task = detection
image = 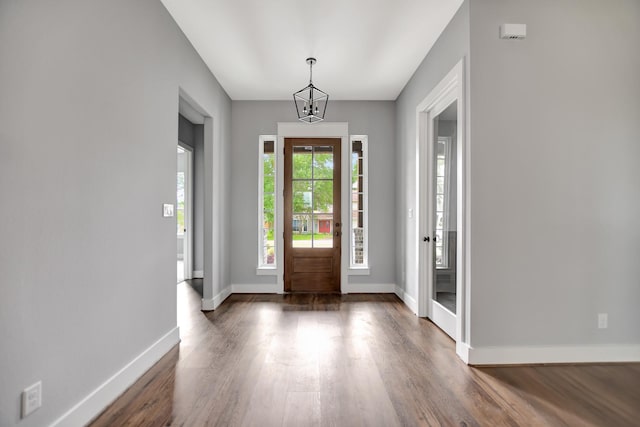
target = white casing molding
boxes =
[467,344,640,365]
[50,327,180,427]
[342,283,396,293]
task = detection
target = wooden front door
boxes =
[284,138,341,292]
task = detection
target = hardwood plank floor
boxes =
[90,282,640,426]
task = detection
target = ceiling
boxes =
[161,0,463,101]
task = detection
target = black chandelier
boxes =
[293,57,329,124]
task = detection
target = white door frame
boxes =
[178,142,194,280]
[417,59,470,361]
[276,122,349,293]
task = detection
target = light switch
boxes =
[163,204,174,217]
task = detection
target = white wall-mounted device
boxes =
[163,203,174,217]
[500,24,527,40]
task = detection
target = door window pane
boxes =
[313,146,334,179]
[293,146,313,179]
[291,145,335,249]
[432,101,457,313]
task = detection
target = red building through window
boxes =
[318,219,331,234]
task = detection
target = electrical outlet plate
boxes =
[22,381,42,418]
[598,313,608,329]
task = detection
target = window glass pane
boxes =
[436,194,444,211]
[292,215,311,248]
[313,180,333,213]
[352,152,358,188]
[313,146,334,179]
[264,140,274,154]
[264,244,275,264]
[435,246,443,266]
[437,176,444,194]
[264,173,274,194]
[293,146,312,179]
[313,215,333,248]
[260,138,276,266]
[437,158,445,176]
[436,212,444,229]
[351,138,366,266]
[263,193,275,223]
[292,181,313,213]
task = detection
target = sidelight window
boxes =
[350,136,368,268]
[258,136,277,268]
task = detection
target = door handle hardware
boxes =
[423,236,430,242]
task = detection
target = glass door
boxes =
[284,138,341,292]
[430,101,458,337]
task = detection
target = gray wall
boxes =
[230,101,396,286]
[178,114,205,272]
[395,2,470,302]
[467,0,640,347]
[0,1,231,426]
[178,114,195,146]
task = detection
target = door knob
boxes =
[423,236,430,242]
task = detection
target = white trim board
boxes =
[343,283,396,293]
[467,344,640,365]
[50,327,180,427]
[201,286,232,311]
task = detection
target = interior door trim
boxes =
[416,59,469,359]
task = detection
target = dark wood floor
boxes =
[91,282,640,426]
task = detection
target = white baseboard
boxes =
[467,344,640,365]
[394,285,418,315]
[201,285,232,311]
[231,283,282,293]
[50,327,180,427]
[193,270,204,279]
[342,283,396,293]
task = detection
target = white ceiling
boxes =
[161,0,463,101]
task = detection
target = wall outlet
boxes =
[163,203,174,217]
[598,313,608,329]
[22,381,42,418]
